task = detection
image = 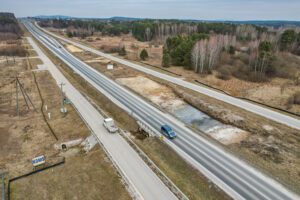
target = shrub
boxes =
[294,92,300,104]
[0,45,27,56]
[248,72,268,82]
[219,52,232,65]
[67,31,73,38]
[229,45,235,55]
[216,65,232,80]
[288,92,300,106]
[140,49,148,60]
[100,45,120,53]
[162,52,171,67]
[118,46,126,56]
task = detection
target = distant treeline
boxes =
[39,18,268,42]
[0,12,23,40]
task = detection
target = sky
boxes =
[1,0,300,21]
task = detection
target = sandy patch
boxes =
[116,76,186,112]
[85,56,111,64]
[208,126,250,145]
[66,44,83,52]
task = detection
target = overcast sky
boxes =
[1,0,300,20]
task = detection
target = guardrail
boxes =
[119,127,189,200]
[81,91,189,200]
[194,79,300,118]
[139,61,182,77]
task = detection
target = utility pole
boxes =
[14,76,38,115]
[18,81,30,110]
[17,78,38,113]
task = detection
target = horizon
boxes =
[1,0,300,21]
[25,15,300,22]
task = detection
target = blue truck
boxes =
[161,125,176,139]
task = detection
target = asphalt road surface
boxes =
[24,20,299,200]
[35,22,300,131]
[26,32,177,200]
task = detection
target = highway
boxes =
[26,26,177,200]
[35,22,300,131]
[24,20,299,200]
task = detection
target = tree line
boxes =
[0,12,23,40]
[162,27,300,82]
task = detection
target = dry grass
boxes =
[48,27,163,66]
[0,34,131,199]
[32,35,138,132]
[10,146,130,200]
[66,44,83,53]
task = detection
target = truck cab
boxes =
[161,125,176,139]
[103,118,118,133]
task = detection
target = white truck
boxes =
[103,118,118,133]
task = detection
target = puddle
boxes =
[173,104,225,132]
[173,104,249,145]
[116,76,249,145]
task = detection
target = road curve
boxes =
[36,23,300,131]
[25,20,300,200]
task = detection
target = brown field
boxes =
[0,37,130,199]
[47,27,163,66]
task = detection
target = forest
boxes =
[0,12,26,56]
[39,18,300,83]
[0,12,23,40]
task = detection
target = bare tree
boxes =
[191,42,200,72]
[145,27,152,41]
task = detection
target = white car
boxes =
[103,118,118,133]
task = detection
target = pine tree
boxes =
[140,49,149,60]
